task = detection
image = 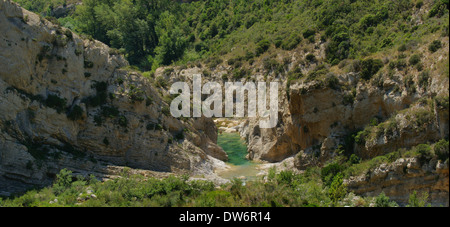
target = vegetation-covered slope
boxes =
[14,0,449,70]
[5,0,449,206]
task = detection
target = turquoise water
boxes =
[216,133,260,180]
[217,133,250,166]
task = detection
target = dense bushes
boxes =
[360,58,384,80]
[2,153,443,207]
[409,54,421,66]
[428,0,449,18]
[374,192,398,207]
[321,162,344,187]
[325,30,351,65]
[280,34,302,50]
[0,168,333,207]
[16,0,449,72]
[428,40,443,53]
[255,39,271,56]
[434,139,449,161]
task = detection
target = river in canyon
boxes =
[215,132,263,181]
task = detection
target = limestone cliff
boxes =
[0,0,226,193]
[345,157,449,207]
[146,18,448,205]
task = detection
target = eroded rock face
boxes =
[0,0,225,191]
[345,158,449,207]
[241,69,448,163]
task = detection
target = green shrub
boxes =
[162,106,170,116]
[321,162,344,187]
[147,123,163,131]
[276,170,295,185]
[389,59,407,71]
[155,76,168,89]
[53,168,73,195]
[305,53,317,63]
[280,34,302,50]
[403,75,416,94]
[416,1,424,9]
[418,71,430,87]
[360,58,384,80]
[118,115,128,128]
[45,94,67,114]
[206,56,223,69]
[407,191,430,207]
[306,64,329,82]
[287,66,303,82]
[94,114,103,126]
[221,73,229,81]
[359,14,378,30]
[64,29,73,42]
[163,68,174,76]
[434,95,449,109]
[354,129,369,145]
[384,121,397,138]
[263,57,280,72]
[230,178,245,197]
[202,70,211,77]
[348,154,361,165]
[325,31,351,64]
[328,173,346,205]
[128,85,145,103]
[101,105,120,118]
[196,190,233,207]
[429,40,442,52]
[86,81,108,107]
[434,139,449,161]
[342,92,355,106]
[175,131,185,140]
[409,54,421,65]
[428,0,449,18]
[374,192,398,207]
[303,28,316,40]
[413,108,433,130]
[415,144,432,160]
[325,74,339,90]
[397,44,407,52]
[255,39,271,56]
[232,68,249,80]
[67,105,84,121]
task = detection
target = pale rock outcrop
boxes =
[0,0,225,193]
[345,158,449,206]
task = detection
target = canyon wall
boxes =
[0,0,226,193]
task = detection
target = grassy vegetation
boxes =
[7,0,448,208]
[325,139,449,180]
[1,161,438,207]
[351,98,441,152]
[0,168,327,207]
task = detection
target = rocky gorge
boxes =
[0,0,449,206]
[0,0,228,195]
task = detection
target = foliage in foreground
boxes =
[0,166,431,207]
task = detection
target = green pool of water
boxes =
[216,133,261,180]
[217,133,250,166]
